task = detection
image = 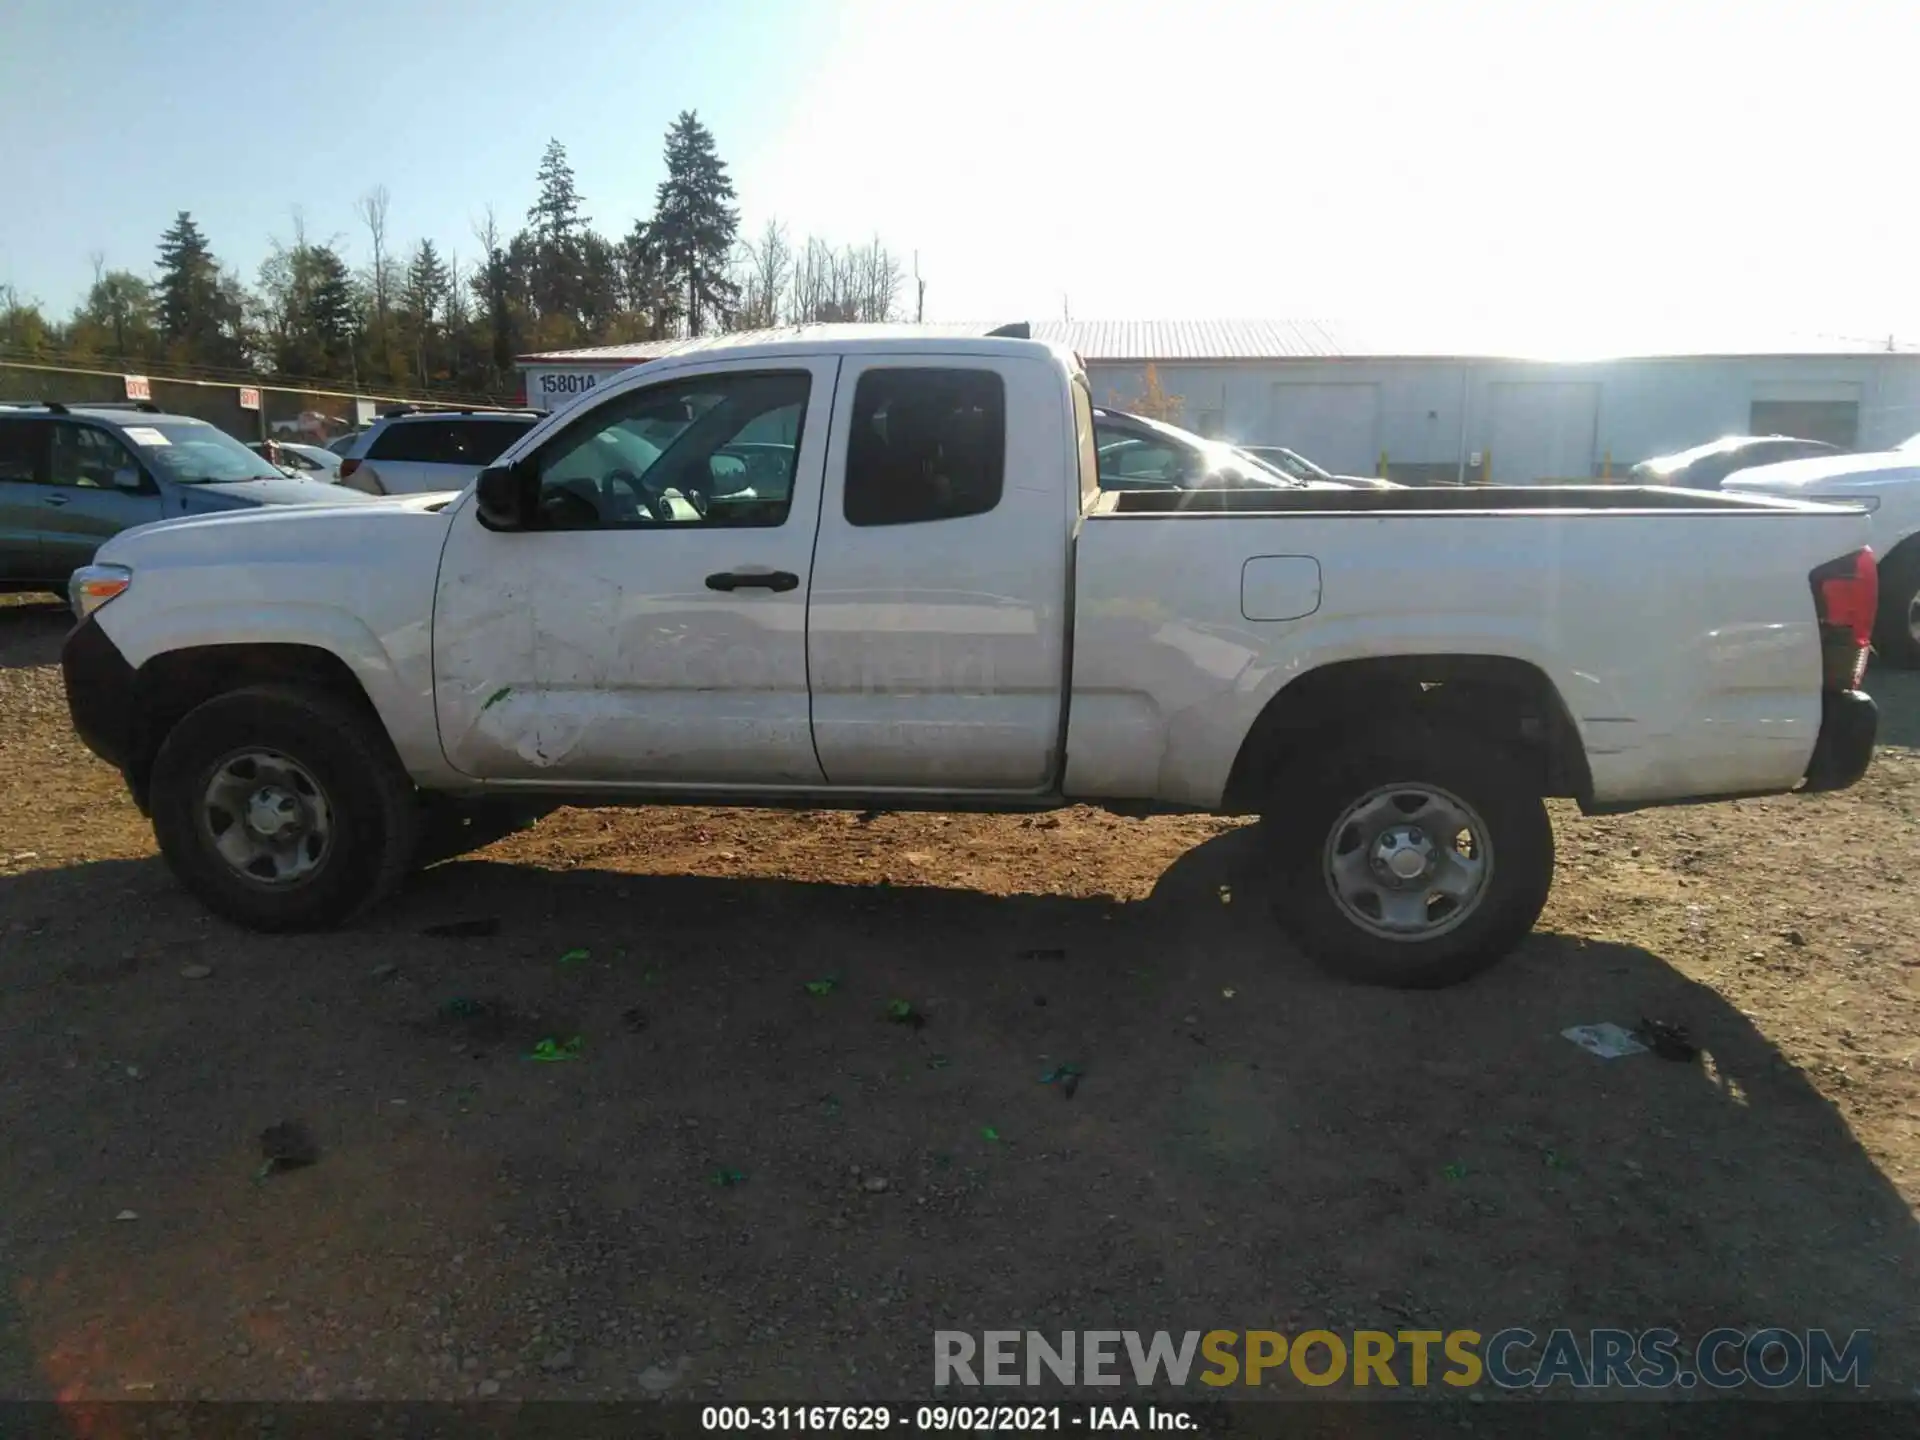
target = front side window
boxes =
[844,368,1006,526]
[533,371,810,530]
[51,424,142,488]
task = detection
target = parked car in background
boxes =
[1093,409,1356,491]
[1722,431,1920,666]
[61,332,1878,990]
[0,401,376,598]
[251,440,343,482]
[1239,443,1399,490]
[1628,435,1843,491]
[338,408,541,495]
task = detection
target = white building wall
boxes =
[1088,355,1920,482]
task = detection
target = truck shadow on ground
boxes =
[0,832,1913,1401]
[0,597,68,673]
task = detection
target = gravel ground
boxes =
[0,593,1915,1404]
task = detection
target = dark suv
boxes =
[0,401,373,597]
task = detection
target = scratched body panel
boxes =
[430,354,840,785]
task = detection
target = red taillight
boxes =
[1810,548,1877,690]
[339,457,360,480]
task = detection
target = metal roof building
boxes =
[520,321,1920,484]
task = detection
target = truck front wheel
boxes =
[148,685,419,932]
[1266,735,1553,988]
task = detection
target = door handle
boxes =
[706,570,799,593]
[42,495,69,507]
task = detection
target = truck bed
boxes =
[1067,484,1872,811]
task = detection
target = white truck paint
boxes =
[1722,434,1920,666]
[62,333,1881,988]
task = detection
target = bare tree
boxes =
[853,236,903,322]
[734,218,792,330]
[355,184,393,371]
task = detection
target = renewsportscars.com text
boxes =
[933,1328,1871,1391]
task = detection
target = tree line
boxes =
[0,113,913,401]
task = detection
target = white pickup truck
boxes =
[61,331,1881,988]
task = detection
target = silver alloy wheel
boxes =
[1323,782,1493,941]
[198,749,334,887]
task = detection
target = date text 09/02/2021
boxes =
[701,1406,1194,1432]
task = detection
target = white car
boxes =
[1722,432,1920,666]
[337,408,540,496]
[60,330,1878,989]
[251,440,343,482]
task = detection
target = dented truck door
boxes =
[430,357,839,784]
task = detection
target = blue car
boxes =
[0,401,377,596]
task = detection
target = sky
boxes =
[3,0,1915,357]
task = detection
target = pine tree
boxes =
[526,139,588,328]
[620,219,680,339]
[307,246,356,369]
[403,239,449,326]
[154,212,225,359]
[402,239,451,383]
[651,111,740,336]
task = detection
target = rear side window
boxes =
[0,420,45,483]
[369,418,533,465]
[844,369,1005,527]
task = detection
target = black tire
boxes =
[149,685,420,932]
[1266,733,1554,988]
[413,798,551,870]
[1871,545,1920,669]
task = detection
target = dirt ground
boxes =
[0,592,1916,1406]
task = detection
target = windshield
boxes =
[1242,445,1331,482]
[132,422,287,483]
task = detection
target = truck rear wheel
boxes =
[1871,545,1920,669]
[149,685,419,932]
[1266,735,1553,988]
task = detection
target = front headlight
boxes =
[69,563,132,621]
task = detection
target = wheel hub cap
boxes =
[1372,825,1436,883]
[198,749,334,888]
[1322,782,1495,941]
[246,786,306,839]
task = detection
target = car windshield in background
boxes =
[1230,447,1310,485]
[134,422,286,483]
[1243,445,1332,482]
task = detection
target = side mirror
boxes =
[475,459,536,531]
[111,467,146,493]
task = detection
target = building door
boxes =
[1486,382,1600,484]
[1266,383,1379,475]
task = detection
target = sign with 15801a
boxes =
[526,368,619,412]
